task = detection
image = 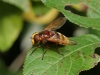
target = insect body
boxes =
[31,17,76,59]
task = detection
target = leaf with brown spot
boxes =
[23,34,100,75]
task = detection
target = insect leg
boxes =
[42,43,49,60]
[55,44,64,56]
[30,43,41,55]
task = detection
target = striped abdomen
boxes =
[47,32,76,45]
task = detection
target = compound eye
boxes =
[34,34,41,42]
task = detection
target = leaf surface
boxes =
[41,0,100,30]
[23,34,100,75]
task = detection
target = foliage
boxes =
[0,1,23,52]
[41,0,100,30]
[23,34,100,75]
[0,0,100,75]
[2,0,30,12]
[23,0,100,75]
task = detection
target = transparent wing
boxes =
[44,17,67,31]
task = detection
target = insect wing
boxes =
[44,17,67,31]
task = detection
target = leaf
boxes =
[89,28,100,38]
[41,0,100,30]
[23,34,100,75]
[0,1,23,52]
[2,0,30,12]
[87,8,100,18]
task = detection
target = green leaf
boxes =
[2,0,30,12]
[23,34,100,75]
[87,8,100,18]
[41,0,100,30]
[0,1,23,52]
[89,28,100,38]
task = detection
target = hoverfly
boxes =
[31,17,77,60]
